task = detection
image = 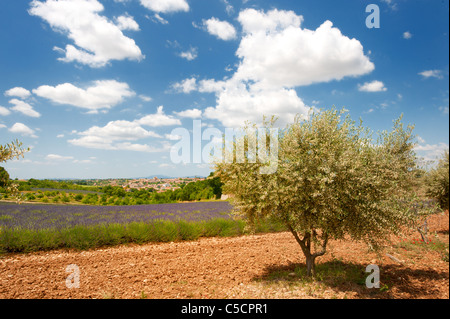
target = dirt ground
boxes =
[0,211,448,299]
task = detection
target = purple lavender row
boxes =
[0,201,234,230]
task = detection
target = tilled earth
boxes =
[0,211,448,299]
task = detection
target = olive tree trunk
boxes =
[287,225,329,277]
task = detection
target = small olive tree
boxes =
[424,150,449,211]
[215,108,423,276]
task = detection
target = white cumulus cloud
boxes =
[203,82,310,128]
[115,14,140,31]
[137,106,182,127]
[29,0,144,67]
[9,123,38,138]
[9,99,41,117]
[140,0,189,13]
[68,119,166,152]
[77,120,161,141]
[191,8,374,127]
[33,80,135,112]
[234,9,374,90]
[173,108,202,118]
[203,17,237,41]
[172,77,197,93]
[179,47,198,61]
[0,106,11,116]
[358,80,387,92]
[4,87,32,99]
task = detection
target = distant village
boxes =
[89,177,206,193]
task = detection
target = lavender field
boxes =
[0,201,286,253]
[0,201,234,230]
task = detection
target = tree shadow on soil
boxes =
[252,260,449,299]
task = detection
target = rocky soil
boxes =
[0,211,448,299]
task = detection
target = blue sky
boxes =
[0,0,448,179]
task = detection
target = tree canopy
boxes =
[0,166,9,188]
[0,140,29,201]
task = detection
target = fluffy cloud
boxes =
[172,77,197,93]
[115,14,140,31]
[9,99,41,117]
[192,8,374,127]
[234,9,374,90]
[358,80,387,92]
[140,0,189,13]
[419,70,443,79]
[4,87,32,99]
[137,106,182,126]
[174,108,202,118]
[33,80,135,112]
[0,106,11,116]
[203,17,237,41]
[179,47,198,61]
[29,0,144,67]
[68,119,165,152]
[8,123,38,138]
[238,8,302,35]
[403,31,412,39]
[69,106,181,151]
[197,79,227,93]
[78,120,161,140]
[203,82,310,127]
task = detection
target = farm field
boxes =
[0,201,235,229]
[0,210,447,299]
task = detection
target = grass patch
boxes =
[0,217,287,255]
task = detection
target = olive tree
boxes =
[0,140,29,200]
[424,150,449,211]
[215,108,423,277]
